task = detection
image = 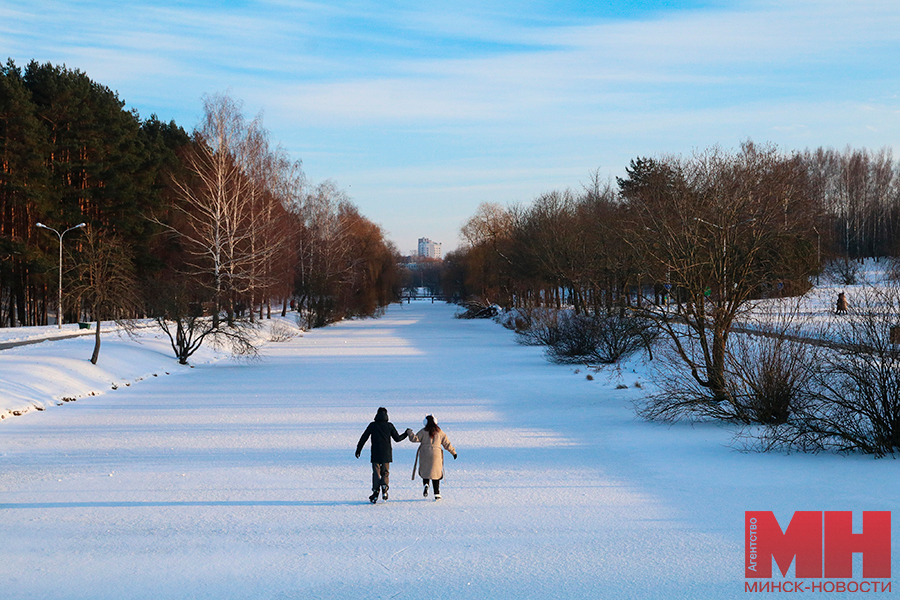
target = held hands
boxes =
[453,453,458,460]
[405,428,413,436]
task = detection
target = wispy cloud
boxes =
[4,0,899,251]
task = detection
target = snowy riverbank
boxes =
[0,300,897,599]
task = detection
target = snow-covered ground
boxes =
[0,322,230,419]
[0,299,897,599]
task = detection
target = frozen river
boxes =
[1,302,895,599]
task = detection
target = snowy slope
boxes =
[0,301,897,599]
[0,323,229,419]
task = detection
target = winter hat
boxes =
[376,407,388,421]
[424,414,437,426]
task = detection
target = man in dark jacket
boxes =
[356,407,410,503]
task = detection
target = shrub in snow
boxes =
[758,286,900,456]
[590,313,658,364]
[269,319,298,342]
[545,313,597,361]
[824,257,861,285]
[640,309,814,425]
[510,308,564,347]
[726,330,815,425]
[546,311,655,365]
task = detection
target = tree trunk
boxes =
[90,319,101,364]
[709,323,727,401]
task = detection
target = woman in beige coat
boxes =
[408,415,457,500]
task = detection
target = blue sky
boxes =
[4,1,900,253]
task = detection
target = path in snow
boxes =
[1,302,896,599]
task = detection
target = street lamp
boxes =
[35,222,86,329]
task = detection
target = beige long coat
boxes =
[409,428,456,481]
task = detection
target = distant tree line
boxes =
[445,141,900,311]
[447,141,900,455]
[0,60,400,345]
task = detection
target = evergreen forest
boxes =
[0,60,400,332]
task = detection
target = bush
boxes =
[726,330,815,425]
[510,308,565,346]
[591,313,658,364]
[825,257,861,285]
[759,287,900,455]
[546,311,655,365]
[269,319,299,342]
[545,313,597,362]
[639,315,813,425]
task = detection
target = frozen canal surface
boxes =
[1,302,896,599]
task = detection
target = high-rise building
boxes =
[417,237,442,260]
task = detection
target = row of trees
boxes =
[1,60,179,327]
[447,142,900,455]
[449,143,815,396]
[448,143,900,310]
[804,146,900,259]
[0,60,401,362]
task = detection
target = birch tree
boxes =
[162,93,287,326]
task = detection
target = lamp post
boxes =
[35,222,86,329]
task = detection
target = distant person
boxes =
[836,292,848,315]
[408,415,457,501]
[356,407,410,504]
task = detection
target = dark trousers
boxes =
[424,478,440,494]
[372,463,390,491]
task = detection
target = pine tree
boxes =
[0,60,52,326]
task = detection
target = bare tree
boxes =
[288,179,398,328]
[458,202,516,306]
[622,143,816,417]
[161,93,280,326]
[67,227,140,364]
[150,92,300,360]
[293,180,349,327]
[146,275,257,365]
[239,122,298,320]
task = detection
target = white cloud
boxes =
[243,0,899,131]
[5,0,900,253]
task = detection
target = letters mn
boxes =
[745,511,891,579]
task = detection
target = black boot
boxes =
[369,491,379,504]
[423,482,429,497]
[382,485,389,501]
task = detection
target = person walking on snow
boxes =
[408,415,457,500]
[356,407,411,504]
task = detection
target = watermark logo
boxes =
[745,511,891,591]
